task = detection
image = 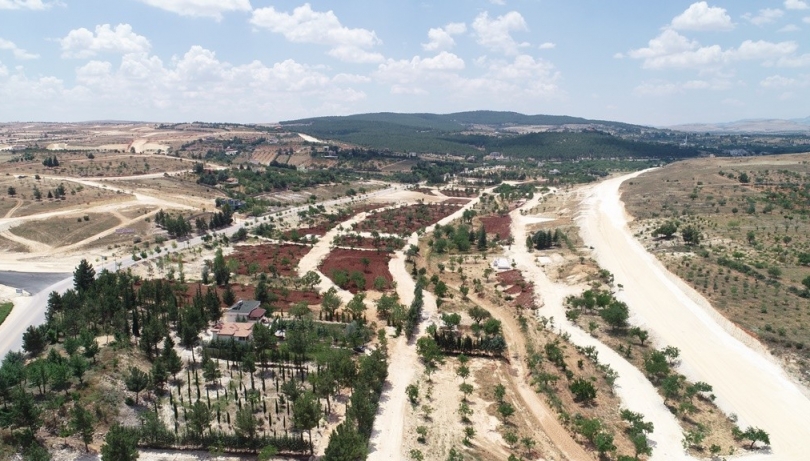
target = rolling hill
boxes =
[280,111,697,160]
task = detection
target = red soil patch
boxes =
[283,225,328,238]
[439,187,479,198]
[496,269,523,285]
[319,248,393,293]
[332,233,405,251]
[412,187,437,195]
[230,243,310,277]
[496,269,535,309]
[270,288,322,311]
[356,203,464,236]
[183,282,321,313]
[513,291,535,309]
[480,214,512,240]
[443,198,472,205]
[282,203,390,240]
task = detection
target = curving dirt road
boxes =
[578,171,810,460]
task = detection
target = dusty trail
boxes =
[3,198,23,218]
[368,193,484,461]
[579,171,810,460]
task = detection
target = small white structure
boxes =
[492,258,511,270]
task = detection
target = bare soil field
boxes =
[319,248,393,293]
[331,233,405,251]
[438,187,479,198]
[230,243,311,277]
[9,213,121,248]
[0,153,193,178]
[495,269,535,309]
[480,214,512,241]
[0,175,127,217]
[621,154,810,382]
[356,203,465,236]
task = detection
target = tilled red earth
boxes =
[230,243,310,277]
[332,233,405,251]
[496,269,535,309]
[184,282,321,313]
[319,248,393,293]
[480,214,512,241]
[356,202,464,235]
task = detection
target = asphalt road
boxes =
[0,271,70,294]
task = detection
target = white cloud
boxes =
[539,42,556,50]
[671,2,734,31]
[743,8,784,26]
[760,74,801,87]
[732,40,797,60]
[135,0,251,20]
[0,61,7,77]
[377,52,465,82]
[804,16,810,23]
[327,46,384,63]
[251,3,382,62]
[422,22,466,51]
[472,11,529,55]
[489,0,506,5]
[0,38,38,60]
[634,78,729,96]
[374,52,561,102]
[777,53,810,67]
[60,24,151,59]
[626,30,797,69]
[778,24,800,32]
[0,0,54,10]
[0,45,367,121]
[784,0,809,10]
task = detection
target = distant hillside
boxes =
[670,117,810,134]
[280,111,694,160]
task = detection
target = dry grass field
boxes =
[9,213,122,248]
[0,175,127,217]
[622,153,810,382]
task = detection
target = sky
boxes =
[0,0,809,126]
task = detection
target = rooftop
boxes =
[212,322,254,339]
[229,299,261,315]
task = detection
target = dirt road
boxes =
[579,171,810,460]
[367,193,483,461]
[506,189,691,460]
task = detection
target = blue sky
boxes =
[0,0,808,126]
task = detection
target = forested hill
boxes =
[280,111,698,160]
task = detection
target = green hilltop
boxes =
[280,111,697,160]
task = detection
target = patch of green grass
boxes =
[0,301,12,326]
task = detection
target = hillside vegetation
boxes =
[622,154,810,382]
[281,111,698,160]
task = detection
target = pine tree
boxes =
[73,259,96,292]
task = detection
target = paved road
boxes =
[0,271,70,294]
[0,186,399,358]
